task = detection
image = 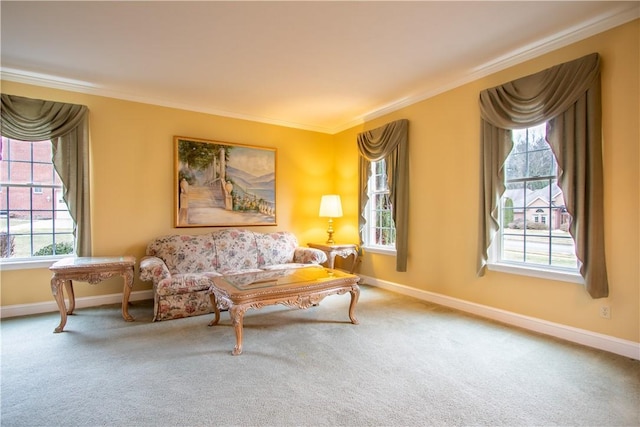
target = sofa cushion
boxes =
[213,229,259,272]
[255,231,297,267]
[147,234,216,275]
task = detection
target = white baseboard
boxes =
[361,274,640,360]
[0,290,154,319]
[2,278,638,360]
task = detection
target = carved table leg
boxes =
[349,285,360,325]
[121,269,135,322]
[327,253,337,269]
[229,304,247,356]
[208,294,220,326]
[65,280,75,315]
[348,252,358,273]
[51,277,67,333]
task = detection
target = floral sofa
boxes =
[139,229,327,321]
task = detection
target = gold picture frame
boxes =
[174,136,277,227]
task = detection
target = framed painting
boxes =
[174,136,277,227]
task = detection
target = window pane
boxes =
[511,130,527,153]
[8,161,31,184]
[52,234,75,255]
[33,233,54,256]
[33,163,56,185]
[502,234,525,262]
[10,234,32,258]
[504,152,528,180]
[32,140,52,161]
[528,149,556,177]
[374,161,384,175]
[8,191,31,213]
[525,234,551,265]
[8,139,31,161]
[373,174,384,190]
[550,235,578,269]
[525,178,549,193]
[0,188,7,215]
[0,160,8,181]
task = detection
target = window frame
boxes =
[487,125,583,284]
[362,159,397,255]
[0,137,75,268]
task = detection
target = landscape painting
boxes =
[174,136,276,227]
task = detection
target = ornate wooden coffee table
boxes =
[49,256,136,333]
[208,266,360,355]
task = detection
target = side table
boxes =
[308,243,359,273]
[49,256,136,333]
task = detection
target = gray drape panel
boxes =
[357,119,409,271]
[478,53,608,298]
[1,94,92,257]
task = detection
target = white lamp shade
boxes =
[319,195,343,218]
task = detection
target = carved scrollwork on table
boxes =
[85,271,118,284]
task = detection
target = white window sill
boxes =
[487,261,584,284]
[362,245,396,256]
[0,256,67,271]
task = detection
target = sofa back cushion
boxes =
[146,233,216,275]
[212,229,259,273]
[255,231,297,267]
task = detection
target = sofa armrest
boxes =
[139,256,172,283]
[293,247,327,265]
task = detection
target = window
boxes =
[480,54,607,296]
[494,124,578,271]
[0,137,74,259]
[363,160,396,251]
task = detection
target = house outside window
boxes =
[495,124,578,270]
[363,160,396,251]
[0,137,74,259]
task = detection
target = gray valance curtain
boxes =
[478,53,608,298]
[357,119,409,272]
[1,94,91,257]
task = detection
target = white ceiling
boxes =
[1,1,638,134]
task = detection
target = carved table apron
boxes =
[49,256,136,333]
[208,267,360,355]
[307,243,359,273]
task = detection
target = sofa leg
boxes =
[208,294,221,326]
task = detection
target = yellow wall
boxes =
[335,20,639,343]
[0,85,335,303]
[1,20,638,345]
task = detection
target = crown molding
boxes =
[0,68,335,135]
[358,4,640,129]
[2,4,638,136]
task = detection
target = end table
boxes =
[49,256,136,333]
[308,243,359,273]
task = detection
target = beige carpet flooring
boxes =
[1,284,638,426]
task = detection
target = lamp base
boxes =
[326,219,335,244]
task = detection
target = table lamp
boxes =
[319,195,343,244]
